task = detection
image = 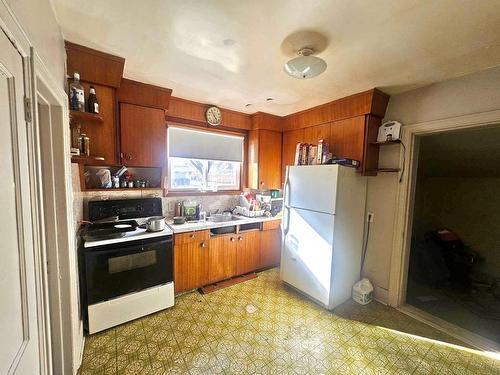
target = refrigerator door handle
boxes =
[283,206,291,236]
[283,168,291,208]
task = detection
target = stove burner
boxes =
[114,224,133,229]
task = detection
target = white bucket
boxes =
[352,278,374,305]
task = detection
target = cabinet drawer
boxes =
[262,220,281,231]
[175,230,210,245]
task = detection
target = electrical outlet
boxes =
[167,201,175,212]
[367,212,374,222]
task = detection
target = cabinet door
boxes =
[260,229,281,269]
[258,130,282,189]
[208,235,237,284]
[282,128,304,182]
[236,231,261,275]
[304,123,331,145]
[174,240,209,293]
[120,103,166,167]
[330,116,365,162]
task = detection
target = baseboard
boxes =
[398,304,500,354]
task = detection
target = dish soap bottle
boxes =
[69,72,85,111]
[87,86,99,114]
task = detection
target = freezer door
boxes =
[286,165,339,214]
[281,207,334,306]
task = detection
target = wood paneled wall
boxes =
[282,89,389,131]
[167,97,252,130]
[117,79,172,109]
[65,41,124,88]
[251,112,284,131]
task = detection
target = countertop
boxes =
[166,215,282,234]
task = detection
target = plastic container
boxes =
[352,278,373,305]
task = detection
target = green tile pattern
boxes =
[79,269,499,374]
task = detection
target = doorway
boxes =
[388,110,500,351]
[406,126,500,345]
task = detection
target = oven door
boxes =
[84,236,173,305]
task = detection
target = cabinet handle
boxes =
[200,242,207,248]
[260,181,264,186]
[230,237,235,242]
[238,236,243,241]
[190,234,196,239]
[127,154,132,160]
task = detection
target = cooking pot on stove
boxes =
[146,216,166,232]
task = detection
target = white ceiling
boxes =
[52,0,500,116]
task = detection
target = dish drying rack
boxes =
[234,206,265,218]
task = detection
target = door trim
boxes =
[398,304,500,353]
[1,1,84,373]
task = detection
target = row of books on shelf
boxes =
[293,140,360,168]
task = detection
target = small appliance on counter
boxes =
[182,200,199,221]
[79,198,174,334]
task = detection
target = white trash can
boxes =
[352,278,374,305]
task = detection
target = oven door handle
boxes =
[85,237,172,256]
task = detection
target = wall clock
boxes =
[206,106,222,126]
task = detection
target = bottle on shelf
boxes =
[79,133,90,156]
[69,72,85,112]
[87,86,99,114]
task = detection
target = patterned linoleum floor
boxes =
[79,268,500,374]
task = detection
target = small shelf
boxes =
[70,110,103,124]
[71,155,105,164]
[377,168,401,173]
[371,139,401,145]
[82,187,162,192]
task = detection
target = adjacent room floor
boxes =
[407,279,500,344]
[78,269,499,374]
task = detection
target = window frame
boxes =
[165,123,246,195]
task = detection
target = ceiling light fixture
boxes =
[284,48,327,79]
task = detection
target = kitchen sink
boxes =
[206,215,241,223]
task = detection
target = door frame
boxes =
[1,1,84,373]
[388,109,500,306]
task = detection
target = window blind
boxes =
[168,126,243,162]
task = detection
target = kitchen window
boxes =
[168,126,243,192]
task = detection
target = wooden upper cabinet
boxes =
[304,123,331,145]
[281,128,304,182]
[330,116,365,162]
[329,115,380,175]
[119,103,167,167]
[236,231,260,275]
[65,41,124,88]
[248,129,282,189]
[117,79,172,110]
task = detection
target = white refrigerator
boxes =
[280,165,367,310]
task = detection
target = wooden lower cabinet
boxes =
[260,228,281,269]
[236,231,261,275]
[173,232,209,293]
[208,234,237,284]
[174,226,281,293]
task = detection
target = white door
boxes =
[0,30,41,374]
[281,206,334,306]
[285,165,339,214]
